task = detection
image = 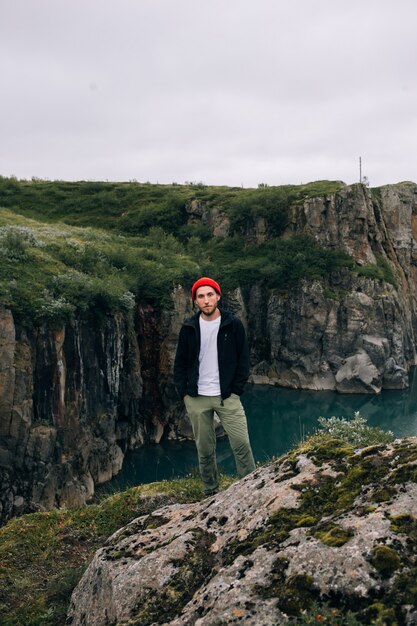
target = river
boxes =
[100,369,417,493]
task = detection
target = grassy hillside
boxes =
[0,476,223,626]
[0,177,393,325]
[0,177,345,235]
[0,209,201,324]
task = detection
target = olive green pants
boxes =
[184,393,256,494]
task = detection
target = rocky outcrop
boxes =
[67,436,417,625]
[245,275,414,393]
[186,199,231,239]
[216,184,417,393]
[0,310,131,521]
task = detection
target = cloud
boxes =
[1,0,416,186]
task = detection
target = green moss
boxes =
[257,558,319,617]
[295,515,317,528]
[272,456,300,483]
[390,513,417,540]
[293,435,354,466]
[130,528,215,625]
[224,437,399,571]
[293,602,364,625]
[296,462,369,518]
[387,464,417,485]
[389,444,417,465]
[372,485,398,502]
[312,438,353,464]
[373,514,417,618]
[311,523,354,547]
[358,603,397,625]
[370,545,401,578]
[385,571,417,615]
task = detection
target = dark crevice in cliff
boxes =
[135,304,166,444]
[246,284,271,366]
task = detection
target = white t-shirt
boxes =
[198,315,221,396]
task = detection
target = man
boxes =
[174,276,256,496]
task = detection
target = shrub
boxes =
[209,235,353,292]
[226,187,293,237]
[0,226,45,261]
[317,412,394,448]
[355,254,396,286]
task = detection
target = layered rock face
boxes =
[0,291,189,523]
[245,275,414,393]
[0,310,131,521]
[223,184,417,392]
[67,437,417,625]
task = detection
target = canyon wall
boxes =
[223,184,417,392]
[0,297,188,523]
[1,183,417,521]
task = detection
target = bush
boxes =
[317,412,394,448]
[0,226,45,261]
[226,187,293,237]
[209,235,353,292]
[355,254,396,286]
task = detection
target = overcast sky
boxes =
[1,0,416,188]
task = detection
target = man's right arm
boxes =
[173,325,188,399]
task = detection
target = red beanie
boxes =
[191,277,221,300]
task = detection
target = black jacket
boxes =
[173,310,250,400]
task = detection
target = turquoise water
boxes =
[102,369,417,492]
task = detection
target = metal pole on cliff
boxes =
[359,156,362,184]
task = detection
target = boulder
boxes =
[335,349,381,393]
[68,437,417,625]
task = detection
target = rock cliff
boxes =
[67,436,417,625]
[0,292,189,523]
[224,184,417,393]
[1,182,417,522]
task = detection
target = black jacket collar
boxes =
[184,309,233,329]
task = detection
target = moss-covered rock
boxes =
[369,545,401,578]
[0,477,220,626]
[66,436,417,626]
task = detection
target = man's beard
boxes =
[199,303,218,317]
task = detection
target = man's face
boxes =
[195,285,220,317]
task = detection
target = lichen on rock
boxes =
[67,436,417,625]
